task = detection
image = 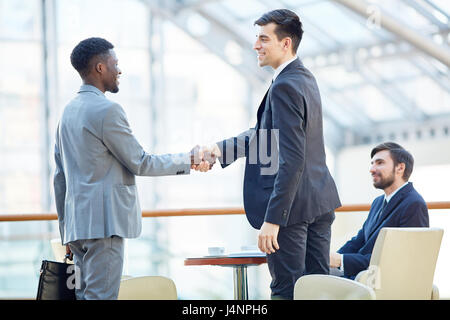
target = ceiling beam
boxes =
[143,0,449,150]
[331,0,450,68]
[275,0,428,127]
[348,113,450,147]
[145,0,270,88]
[358,65,427,121]
[400,0,448,29]
[422,0,450,22]
[302,34,450,96]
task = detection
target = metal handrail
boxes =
[1,202,449,222]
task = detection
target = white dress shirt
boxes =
[272,56,298,82]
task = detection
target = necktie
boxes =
[374,199,387,223]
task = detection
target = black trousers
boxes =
[267,211,335,299]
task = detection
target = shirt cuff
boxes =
[339,254,344,271]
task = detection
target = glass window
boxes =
[0,0,41,40]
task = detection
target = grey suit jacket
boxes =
[217,59,341,229]
[54,85,191,244]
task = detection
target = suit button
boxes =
[282,210,288,217]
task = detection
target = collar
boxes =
[384,181,409,203]
[272,56,298,82]
[78,84,105,97]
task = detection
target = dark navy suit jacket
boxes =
[338,182,429,279]
[217,59,341,229]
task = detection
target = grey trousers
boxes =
[68,236,124,300]
[329,267,345,277]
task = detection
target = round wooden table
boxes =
[184,256,267,300]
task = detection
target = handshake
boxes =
[190,144,221,172]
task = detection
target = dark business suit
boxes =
[338,182,429,279]
[217,58,341,299]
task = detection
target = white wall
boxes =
[335,138,450,204]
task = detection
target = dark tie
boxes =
[374,199,387,223]
[256,82,272,126]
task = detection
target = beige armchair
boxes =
[294,227,443,300]
[118,276,177,300]
[294,274,375,300]
[355,227,443,300]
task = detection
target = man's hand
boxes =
[329,252,342,269]
[201,144,220,170]
[203,143,221,158]
[190,145,210,172]
[65,244,73,261]
[190,144,221,172]
[258,222,280,254]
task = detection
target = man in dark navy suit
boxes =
[330,142,429,279]
[209,9,341,299]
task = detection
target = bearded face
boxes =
[370,150,397,190]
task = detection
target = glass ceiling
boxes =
[157,0,450,148]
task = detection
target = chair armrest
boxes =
[355,270,369,284]
[294,274,376,300]
[357,269,438,299]
[431,284,439,300]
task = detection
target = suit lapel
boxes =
[367,200,394,240]
[367,183,412,240]
[255,85,271,130]
[255,58,302,130]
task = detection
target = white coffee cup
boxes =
[208,246,225,256]
[241,245,258,251]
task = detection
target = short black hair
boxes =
[371,142,414,181]
[70,37,114,77]
[254,9,304,54]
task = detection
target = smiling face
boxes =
[370,149,407,191]
[370,150,396,190]
[102,49,121,93]
[253,23,291,69]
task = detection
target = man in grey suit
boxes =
[208,10,341,299]
[53,37,211,300]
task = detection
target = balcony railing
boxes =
[1,202,450,222]
[0,202,449,299]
